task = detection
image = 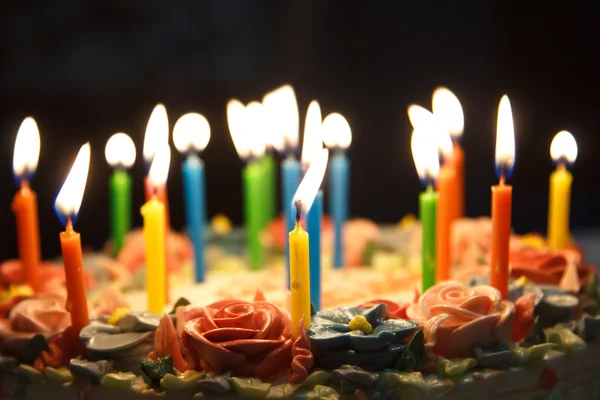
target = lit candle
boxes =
[11,117,42,292]
[547,131,577,249]
[290,148,329,338]
[228,99,267,270]
[105,133,136,257]
[410,127,440,291]
[263,85,300,287]
[54,143,91,334]
[433,87,465,220]
[173,113,211,282]
[302,101,325,310]
[409,105,454,282]
[491,95,516,298]
[141,146,171,314]
[143,104,171,229]
[322,112,352,269]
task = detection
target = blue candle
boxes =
[182,154,207,282]
[282,156,301,287]
[307,190,323,311]
[329,149,350,268]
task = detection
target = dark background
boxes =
[0,1,598,260]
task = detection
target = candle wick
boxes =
[294,200,303,223]
[499,174,505,185]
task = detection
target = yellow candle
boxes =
[289,220,310,338]
[547,131,577,250]
[141,196,166,314]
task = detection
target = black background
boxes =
[0,1,598,260]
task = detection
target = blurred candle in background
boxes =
[228,100,267,270]
[322,112,352,269]
[547,131,577,249]
[290,147,329,336]
[54,143,91,334]
[410,125,440,292]
[105,133,136,257]
[433,87,465,220]
[173,113,211,283]
[263,85,300,287]
[491,95,515,298]
[11,117,42,292]
[302,101,324,310]
[141,146,171,314]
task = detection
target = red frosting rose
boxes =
[182,299,293,381]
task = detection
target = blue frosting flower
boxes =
[307,303,417,370]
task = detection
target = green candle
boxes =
[261,153,277,223]
[109,168,132,256]
[243,160,266,270]
[420,186,438,291]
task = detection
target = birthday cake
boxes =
[2,87,599,400]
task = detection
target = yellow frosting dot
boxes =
[515,275,530,287]
[348,315,373,334]
[108,307,130,326]
[211,214,233,235]
[0,284,33,303]
[398,214,418,231]
[521,234,546,249]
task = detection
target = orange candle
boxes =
[436,164,456,282]
[54,143,91,334]
[451,142,464,219]
[60,220,90,333]
[491,95,516,298]
[490,180,512,298]
[12,182,41,292]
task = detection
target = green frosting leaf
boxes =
[170,297,191,314]
[268,370,333,398]
[396,330,426,371]
[511,343,557,365]
[306,384,339,400]
[436,357,477,379]
[43,367,73,384]
[362,241,377,266]
[386,372,429,400]
[230,377,272,399]
[100,372,136,389]
[545,326,587,352]
[14,364,43,382]
[304,370,332,387]
[141,356,174,384]
[525,317,547,345]
[161,370,205,392]
[266,383,300,399]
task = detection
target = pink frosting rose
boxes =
[182,299,293,381]
[406,281,514,358]
[0,294,71,351]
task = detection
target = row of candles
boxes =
[9,84,577,337]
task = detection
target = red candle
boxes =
[490,179,512,298]
[436,164,456,282]
[60,220,90,333]
[12,181,41,292]
[490,95,516,298]
[54,143,92,334]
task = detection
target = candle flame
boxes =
[55,143,91,225]
[432,87,464,139]
[411,129,440,186]
[13,117,41,182]
[262,84,299,153]
[227,99,251,160]
[408,104,453,159]
[550,130,577,165]
[301,101,324,168]
[495,95,516,179]
[143,104,169,164]
[322,112,352,150]
[105,133,136,168]
[148,146,171,189]
[173,113,211,154]
[292,148,329,218]
[246,101,266,159]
